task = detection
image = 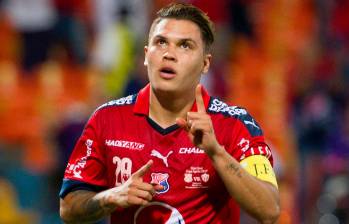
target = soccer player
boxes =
[59,3,280,223]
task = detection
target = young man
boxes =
[60,3,280,223]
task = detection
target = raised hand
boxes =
[176,84,221,157]
[100,160,163,209]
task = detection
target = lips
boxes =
[159,67,176,79]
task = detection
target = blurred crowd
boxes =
[0,0,348,223]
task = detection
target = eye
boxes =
[180,42,190,49]
[158,39,167,46]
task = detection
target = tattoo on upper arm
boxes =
[227,163,242,178]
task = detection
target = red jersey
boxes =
[60,84,274,224]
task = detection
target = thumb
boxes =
[176,117,187,128]
[133,160,153,178]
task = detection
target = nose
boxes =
[163,49,177,62]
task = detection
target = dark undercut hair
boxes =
[149,3,215,53]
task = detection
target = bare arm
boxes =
[60,160,163,224]
[60,190,110,224]
[176,85,280,223]
[210,146,280,223]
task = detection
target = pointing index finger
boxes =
[195,84,206,113]
[133,160,153,178]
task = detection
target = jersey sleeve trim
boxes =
[59,178,107,199]
[207,97,263,137]
[95,94,137,112]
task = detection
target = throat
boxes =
[149,107,182,129]
[149,92,194,129]
[148,87,195,128]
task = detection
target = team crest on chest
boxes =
[151,173,170,194]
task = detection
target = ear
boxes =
[144,46,148,66]
[202,53,212,74]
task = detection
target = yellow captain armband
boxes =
[240,155,278,188]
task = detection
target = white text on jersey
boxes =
[105,139,145,150]
[179,147,204,154]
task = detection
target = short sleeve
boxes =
[224,109,274,167]
[60,111,108,197]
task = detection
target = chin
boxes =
[151,80,181,93]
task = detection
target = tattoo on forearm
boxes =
[227,163,242,178]
[68,190,106,223]
[83,197,103,215]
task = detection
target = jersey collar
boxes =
[133,83,211,116]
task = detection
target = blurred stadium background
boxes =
[0,0,348,223]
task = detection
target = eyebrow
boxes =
[153,35,197,46]
[152,35,166,41]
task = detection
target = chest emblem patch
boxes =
[151,173,170,194]
[184,166,210,189]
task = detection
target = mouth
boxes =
[159,67,176,79]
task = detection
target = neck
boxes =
[149,88,195,128]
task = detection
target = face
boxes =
[144,19,211,95]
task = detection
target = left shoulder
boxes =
[207,97,263,137]
[95,94,137,112]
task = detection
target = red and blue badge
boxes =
[151,173,169,194]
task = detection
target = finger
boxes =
[127,195,150,206]
[132,189,153,201]
[189,122,205,146]
[133,160,153,178]
[176,117,187,128]
[134,181,156,194]
[176,117,189,131]
[195,84,206,113]
[189,120,210,133]
[151,183,165,192]
[194,130,203,146]
[187,112,210,120]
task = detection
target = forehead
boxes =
[150,18,203,43]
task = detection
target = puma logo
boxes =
[244,119,260,129]
[151,150,173,167]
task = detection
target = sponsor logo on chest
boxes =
[178,147,204,154]
[105,139,145,150]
